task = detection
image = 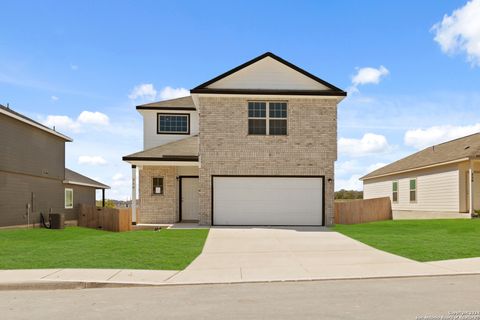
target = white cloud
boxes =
[158,86,189,100]
[42,111,110,133]
[77,111,109,126]
[128,84,189,102]
[338,133,391,157]
[70,64,79,70]
[404,123,480,149]
[43,115,80,132]
[111,173,130,188]
[51,95,59,101]
[335,174,363,191]
[432,0,480,66]
[78,155,107,166]
[128,83,157,101]
[352,66,389,87]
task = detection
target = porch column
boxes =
[131,165,137,224]
[469,162,474,215]
[102,189,105,207]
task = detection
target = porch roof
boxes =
[361,132,480,180]
[64,168,110,189]
[122,135,199,163]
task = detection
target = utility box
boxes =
[49,213,65,229]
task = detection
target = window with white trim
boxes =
[157,113,189,134]
[248,102,287,135]
[65,188,73,209]
[409,179,417,202]
[392,181,398,203]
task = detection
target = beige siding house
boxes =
[361,133,480,218]
[123,52,346,226]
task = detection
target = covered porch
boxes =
[122,136,200,225]
[460,159,480,215]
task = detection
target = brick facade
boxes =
[196,95,338,226]
[139,166,177,224]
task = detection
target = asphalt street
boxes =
[2,275,480,320]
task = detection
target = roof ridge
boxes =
[431,131,480,148]
[190,52,346,95]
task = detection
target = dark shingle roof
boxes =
[64,168,110,189]
[361,132,480,180]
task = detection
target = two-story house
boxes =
[123,52,346,226]
[0,104,109,227]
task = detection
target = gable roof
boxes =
[136,96,195,111]
[190,52,347,96]
[122,135,199,162]
[361,132,480,180]
[0,104,72,141]
[64,168,110,189]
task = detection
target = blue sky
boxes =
[1,1,480,199]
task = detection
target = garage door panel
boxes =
[213,177,323,226]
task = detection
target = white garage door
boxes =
[213,177,323,226]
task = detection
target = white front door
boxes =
[181,177,199,221]
[213,176,324,226]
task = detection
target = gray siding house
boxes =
[0,104,109,227]
[123,52,346,226]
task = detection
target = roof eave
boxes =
[360,157,470,181]
[190,88,347,96]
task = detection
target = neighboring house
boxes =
[0,104,109,227]
[123,52,346,226]
[361,133,480,218]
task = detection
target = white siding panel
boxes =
[207,57,330,91]
[363,164,460,212]
[140,110,199,149]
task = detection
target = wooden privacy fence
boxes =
[334,197,392,224]
[78,204,132,232]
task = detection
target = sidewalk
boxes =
[2,257,480,290]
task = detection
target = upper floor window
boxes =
[248,102,287,135]
[157,113,190,134]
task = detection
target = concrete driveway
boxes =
[167,227,458,284]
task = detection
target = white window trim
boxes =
[409,178,417,203]
[157,113,190,135]
[65,188,73,209]
[248,101,287,135]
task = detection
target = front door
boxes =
[181,177,199,221]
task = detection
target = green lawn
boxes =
[333,219,480,262]
[0,227,209,270]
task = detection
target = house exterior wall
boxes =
[363,163,461,213]
[0,114,65,180]
[65,183,96,217]
[0,172,95,227]
[195,95,338,226]
[140,109,199,150]
[138,166,178,224]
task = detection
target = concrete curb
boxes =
[0,281,156,291]
[2,272,480,291]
